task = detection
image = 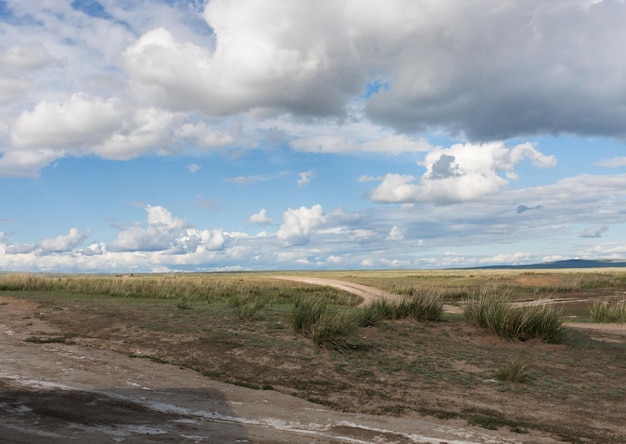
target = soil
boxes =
[1,277,625,443]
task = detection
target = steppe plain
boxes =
[1,269,625,443]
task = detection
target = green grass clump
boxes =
[309,310,358,349]
[464,290,566,343]
[360,289,443,325]
[228,294,267,320]
[589,299,626,323]
[495,357,531,383]
[291,296,357,349]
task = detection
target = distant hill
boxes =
[474,259,626,270]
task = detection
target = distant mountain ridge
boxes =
[474,259,626,270]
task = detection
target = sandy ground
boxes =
[0,294,568,444]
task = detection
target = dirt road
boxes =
[0,296,560,443]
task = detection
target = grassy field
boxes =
[1,269,626,443]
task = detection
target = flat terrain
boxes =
[1,270,625,443]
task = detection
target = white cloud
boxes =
[479,252,533,264]
[0,42,54,73]
[94,107,179,160]
[39,228,90,253]
[109,205,187,252]
[596,157,626,168]
[5,228,90,255]
[386,225,405,241]
[248,208,273,225]
[11,93,125,149]
[297,170,313,187]
[123,0,363,116]
[277,204,326,246]
[176,122,236,148]
[290,132,434,155]
[0,149,64,178]
[0,76,31,103]
[370,142,556,203]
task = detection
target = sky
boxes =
[1,0,626,273]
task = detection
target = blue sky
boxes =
[1,0,625,272]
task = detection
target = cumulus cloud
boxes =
[11,94,126,149]
[276,204,361,246]
[363,0,626,140]
[0,149,64,178]
[118,0,626,141]
[248,208,273,225]
[6,93,180,170]
[40,228,90,253]
[580,224,608,238]
[5,228,90,255]
[123,0,363,116]
[176,122,236,148]
[2,0,626,177]
[108,205,226,254]
[370,142,556,203]
[94,107,179,160]
[109,205,187,252]
[277,204,327,246]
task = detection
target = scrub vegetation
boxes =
[1,269,626,443]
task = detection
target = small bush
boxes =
[495,357,531,383]
[589,299,626,323]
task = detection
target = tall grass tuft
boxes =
[291,296,327,335]
[408,288,444,321]
[291,296,357,349]
[464,290,566,343]
[228,294,267,320]
[495,357,531,383]
[359,289,443,325]
[309,310,358,350]
[589,299,626,323]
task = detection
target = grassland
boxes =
[1,269,626,443]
